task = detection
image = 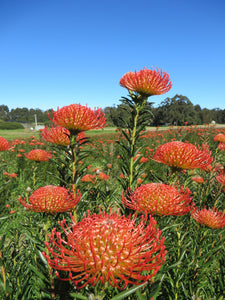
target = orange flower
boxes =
[97,172,110,180]
[191,207,225,229]
[218,143,225,151]
[81,174,96,183]
[122,183,193,216]
[48,104,107,133]
[0,136,10,151]
[3,172,17,178]
[43,210,166,289]
[120,67,172,96]
[152,141,213,171]
[41,126,70,146]
[216,174,225,186]
[25,149,52,162]
[192,176,204,184]
[214,134,225,143]
[19,185,81,214]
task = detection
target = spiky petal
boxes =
[43,210,166,289]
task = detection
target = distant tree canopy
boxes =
[1,96,225,127]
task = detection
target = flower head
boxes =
[152,141,213,171]
[19,185,81,214]
[120,67,172,97]
[0,137,10,151]
[218,143,225,151]
[25,149,52,161]
[3,172,17,178]
[216,174,225,186]
[192,176,204,184]
[41,126,70,146]
[122,183,193,216]
[214,134,225,143]
[43,210,166,289]
[48,104,107,134]
[191,207,225,229]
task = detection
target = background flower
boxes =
[25,149,52,162]
[41,126,70,146]
[122,183,193,216]
[19,185,81,214]
[0,136,10,151]
[191,207,225,229]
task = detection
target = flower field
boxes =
[1,68,225,300]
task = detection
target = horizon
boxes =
[1,0,225,111]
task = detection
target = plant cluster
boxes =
[0,67,225,300]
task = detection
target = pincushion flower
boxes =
[191,207,225,229]
[152,141,213,171]
[48,103,107,134]
[216,174,225,186]
[120,67,172,97]
[43,210,166,289]
[19,185,81,214]
[122,183,193,216]
[25,149,52,161]
[213,134,225,143]
[218,143,225,151]
[41,126,70,146]
[0,136,10,151]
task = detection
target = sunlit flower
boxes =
[41,126,70,146]
[122,183,193,216]
[25,149,52,162]
[218,143,225,151]
[97,172,110,180]
[3,172,17,178]
[81,174,96,183]
[214,134,225,143]
[216,174,225,186]
[120,67,172,96]
[48,104,107,133]
[152,141,213,171]
[19,185,81,214]
[192,176,204,184]
[191,207,225,229]
[0,137,10,151]
[43,210,166,289]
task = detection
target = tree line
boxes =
[1,95,225,127]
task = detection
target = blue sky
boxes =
[0,0,225,112]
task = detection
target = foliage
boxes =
[0,122,24,130]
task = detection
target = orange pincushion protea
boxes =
[43,210,166,289]
[48,104,107,133]
[122,183,193,216]
[0,136,10,151]
[191,207,225,229]
[152,141,213,171]
[218,143,225,151]
[214,134,225,143]
[25,149,52,161]
[41,126,70,146]
[216,174,225,186]
[19,185,81,214]
[120,67,172,96]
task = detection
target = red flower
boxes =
[216,174,225,186]
[3,172,17,178]
[152,141,213,171]
[122,183,193,216]
[41,126,70,146]
[191,207,225,229]
[120,67,172,96]
[19,185,81,214]
[0,136,10,151]
[25,149,52,161]
[43,210,166,289]
[48,104,107,133]
[218,143,225,151]
[97,172,110,180]
[214,134,225,143]
[192,176,204,184]
[81,174,96,183]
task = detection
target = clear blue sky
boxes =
[0,0,225,112]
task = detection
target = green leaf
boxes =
[110,282,148,300]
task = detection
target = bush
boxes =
[0,122,24,130]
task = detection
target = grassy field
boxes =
[1,124,225,141]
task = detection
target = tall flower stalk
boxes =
[118,67,172,191]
